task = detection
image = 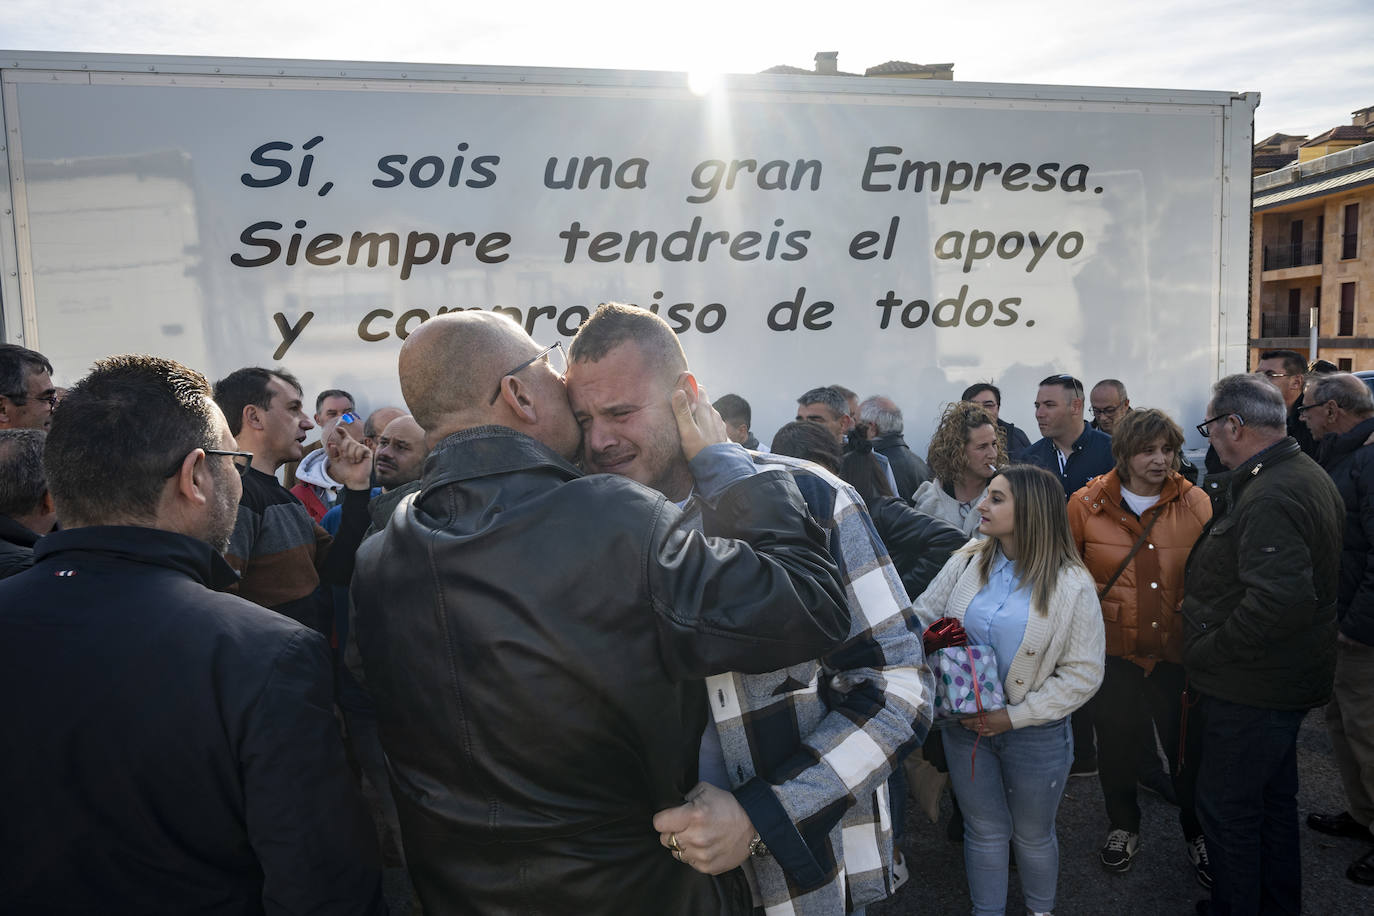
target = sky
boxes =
[2,0,1371,142]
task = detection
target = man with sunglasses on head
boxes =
[1016,373,1115,498]
[0,343,58,431]
[0,355,385,913]
[213,367,373,634]
[1185,373,1343,916]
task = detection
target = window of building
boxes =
[1344,203,1360,260]
[1340,358,1354,371]
[1340,282,1356,336]
[1317,214,1325,263]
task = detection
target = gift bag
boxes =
[931,644,1006,721]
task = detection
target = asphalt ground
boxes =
[377,710,1371,915]
[870,710,1373,916]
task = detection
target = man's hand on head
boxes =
[652,782,756,875]
[325,425,373,491]
[673,383,729,463]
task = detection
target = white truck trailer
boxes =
[0,51,1257,447]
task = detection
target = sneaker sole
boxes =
[1101,857,1135,873]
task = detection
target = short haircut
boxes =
[314,388,354,413]
[961,382,1000,406]
[45,355,219,527]
[1111,408,1184,479]
[1211,373,1286,431]
[1259,349,1307,379]
[213,367,302,436]
[712,393,751,428]
[1093,379,1128,399]
[1039,374,1084,401]
[1306,373,1374,416]
[0,428,47,517]
[859,396,903,435]
[0,344,54,401]
[1308,359,1341,376]
[830,385,858,409]
[568,302,687,384]
[796,386,849,418]
[770,420,843,474]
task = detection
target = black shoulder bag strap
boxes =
[1097,504,1166,600]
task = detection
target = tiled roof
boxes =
[1256,132,1307,148]
[760,65,814,75]
[864,60,955,76]
[1302,125,1373,146]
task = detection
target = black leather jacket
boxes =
[869,497,968,601]
[350,427,849,915]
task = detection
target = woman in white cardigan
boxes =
[914,464,1105,916]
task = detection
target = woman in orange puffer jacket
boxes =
[1067,408,1212,887]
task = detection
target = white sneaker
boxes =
[1099,828,1140,872]
[891,849,909,892]
[1189,835,1213,889]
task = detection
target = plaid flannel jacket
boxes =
[684,452,934,915]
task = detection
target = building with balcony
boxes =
[1250,106,1374,371]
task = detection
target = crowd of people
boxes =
[0,330,1370,916]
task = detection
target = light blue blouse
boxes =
[962,549,1032,688]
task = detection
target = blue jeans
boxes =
[1194,694,1306,915]
[945,718,1073,916]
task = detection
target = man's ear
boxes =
[500,375,540,425]
[243,404,264,432]
[673,371,700,406]
[172,449,211,508]
[39,489,55,516]
[0,396,12,426]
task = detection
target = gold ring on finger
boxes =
[669,833,681,851]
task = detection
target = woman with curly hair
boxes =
[914,402,1007,537]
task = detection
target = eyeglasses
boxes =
[163,447,255,478]
[488,341,566,406]
[1196,414,1244,438]
[1255,369,1292,379]
[1294,401,1329,416]
[1090,405,1120,417]
[4,391,58,410]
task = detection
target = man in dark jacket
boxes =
[859,395,931,498]
[1184,373,1344,915]
[962,382,1032,454]
[1014,374,1114,497]
[1298,372,1374,883]
[0,355,384,914]
[349,312,849,915]
[0,428,57,580]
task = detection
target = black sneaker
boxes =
[1188,835,1212,889]
[1307,810,1372,839]
[1100,829,1139,872]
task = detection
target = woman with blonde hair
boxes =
[914,464,1105,916]
[915,402,1008,537]
[1066,408,1212,885]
